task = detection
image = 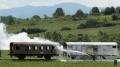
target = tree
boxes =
[7,16,15,25]
[110,7,116,13]
[103,7,116,15]
[116,7,120,13]
[103,7,111,15]
[32,15,40,19]
[53,8,65,18]
[74,9,84,17]
[44,14,48,19]
[72,9,84,20]
[90,7,100,15]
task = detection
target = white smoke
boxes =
[0,23,59,50]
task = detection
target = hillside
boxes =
[6,15,120,42]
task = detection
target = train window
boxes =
[41,46,43,50]
[35,46,37,50]
[113,46,116,48]
[47,46,50,50]
[16,46,19,50]
[12,47,14,50]
[29,46,31,50]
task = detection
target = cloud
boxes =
[0,0,119,9]
[0,4,9,9]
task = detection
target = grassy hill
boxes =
[6,15,120,39]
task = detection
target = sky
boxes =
[0,0,120,9]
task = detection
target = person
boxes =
[90,55,96,61]
[0,49,1,57]
[114,59,117,66]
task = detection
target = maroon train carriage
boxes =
[10,42,59,60]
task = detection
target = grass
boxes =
[0,51,120,67]
[0,60,119,67]
[4,15,120,41]
[6,18,120,38]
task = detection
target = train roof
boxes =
[10,42,60,46]
[65,42,117,46]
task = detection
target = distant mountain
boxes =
[0,3,91,18]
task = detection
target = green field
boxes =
[6,18,120,37]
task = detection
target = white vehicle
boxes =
[63,42,118,60]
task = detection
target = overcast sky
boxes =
[0,0,120,9]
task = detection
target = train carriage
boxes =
[10,42,59,60]
[63,42,118,60]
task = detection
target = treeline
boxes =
[52,7,120,19]
[1,6,120,24]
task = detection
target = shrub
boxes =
[85,19,101,28]
[77,23,86,29]
[77,19,116,29]
[112,14,119,21]
[44,32,62,42]
[21,28,47,34]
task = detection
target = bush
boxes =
[21,28,47,34]
[61,27,72,31]
[85,19,101,28]
[77,23,86,29]
[77,19,101,29]
[44,32,62,42]
[77,19,116,29]
[104,23,116,27]
[112,14,119,21]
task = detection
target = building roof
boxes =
[65,42,117,45]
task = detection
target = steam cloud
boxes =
[0,23,59,50]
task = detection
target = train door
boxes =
[14,44,28,54]
[86,45,98,55]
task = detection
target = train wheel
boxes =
[44,55,51,60]
[18,56,25,60]
[71,56,75,59]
